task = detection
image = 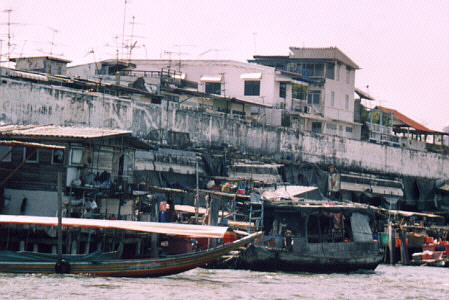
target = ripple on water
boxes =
[1,265,449,300]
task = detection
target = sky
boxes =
[1,0,449,131]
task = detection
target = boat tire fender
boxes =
[55,259,71,274]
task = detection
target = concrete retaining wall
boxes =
[1,78,448,179]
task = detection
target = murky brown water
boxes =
[0,265,448,300]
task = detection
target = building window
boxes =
[307,90,321,105]
[326,63,335,79]
[279,82,286,98]
[23,147,38,163]
[336,64,341,81]
[244,81,260,96]
[71,148,83,165]
[312,122,322,133]
[303,63,324,78]
[0,146,12,162]
[205,82,221,95]
[345,95,349,109]
[346,126,353,133]
[292,84,307,100]
[326,123,337,130]
[346,68,351,84]
[52,149,65,164]
[331,91,335,107]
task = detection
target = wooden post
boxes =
[195,159,199,223]
[150,195,159,258]
[208,195,219,249]
[57,172,63,265]
[398,228,410,265]
[388,222,395,265]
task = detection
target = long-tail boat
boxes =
[0,215,262,277]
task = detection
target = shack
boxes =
[0,124,152,219]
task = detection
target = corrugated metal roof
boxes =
[376,106,434,133]
[12,70,48,81]
[0,124,132,139]
[262,185,318,201]
[0,140,65,149]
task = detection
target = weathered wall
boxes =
[1,77,448,179]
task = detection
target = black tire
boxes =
[55,259,71,274]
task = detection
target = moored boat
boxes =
[234,196,384,273]
[0,214,262,277]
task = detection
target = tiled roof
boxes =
[376,106,434,133]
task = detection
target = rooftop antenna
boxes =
[163,50,175,69]
[18,40,27,57]
[48,27,58,56]
[142,44,148,59]
[126,16,145,62]
[198,48,226,59]
[172,44,192,71]
[5,9,13,62]
[121,0,128,60]
[1,9,23,65]
[84,48,98,73]
[128,15,136,62]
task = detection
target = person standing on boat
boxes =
[328,165,341,201]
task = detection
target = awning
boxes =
[275,77,308,86]
[341,181,403,197]
[200,75,222,82]
[355,88,375,100]
[262,185,318,201]
[12,71,48,82]
[0,215,229,238]
[240,72,262,80]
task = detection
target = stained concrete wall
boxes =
[1,77,448,180]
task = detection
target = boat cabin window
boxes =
[307,213,348,243]
[23,147,39,163]
[0,146,12,162]
[350,213,373,242]
[269,212,303,237]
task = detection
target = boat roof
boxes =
[263,199,378,215]
[262,185,318,201]
[0,215,229,238]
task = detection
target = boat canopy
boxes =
[0,215,229,238]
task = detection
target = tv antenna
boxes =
[1,9,25,64]
[121,0,128,60]
[48,27,59,56]
[198,48,226,59]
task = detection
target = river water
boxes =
[0,265,448,300]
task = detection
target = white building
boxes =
[69,59,308,126]
[251,47,362,139]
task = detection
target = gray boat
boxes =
[235,194,384,273]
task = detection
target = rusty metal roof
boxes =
[376,106,434,133]
[0,124,132,139]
